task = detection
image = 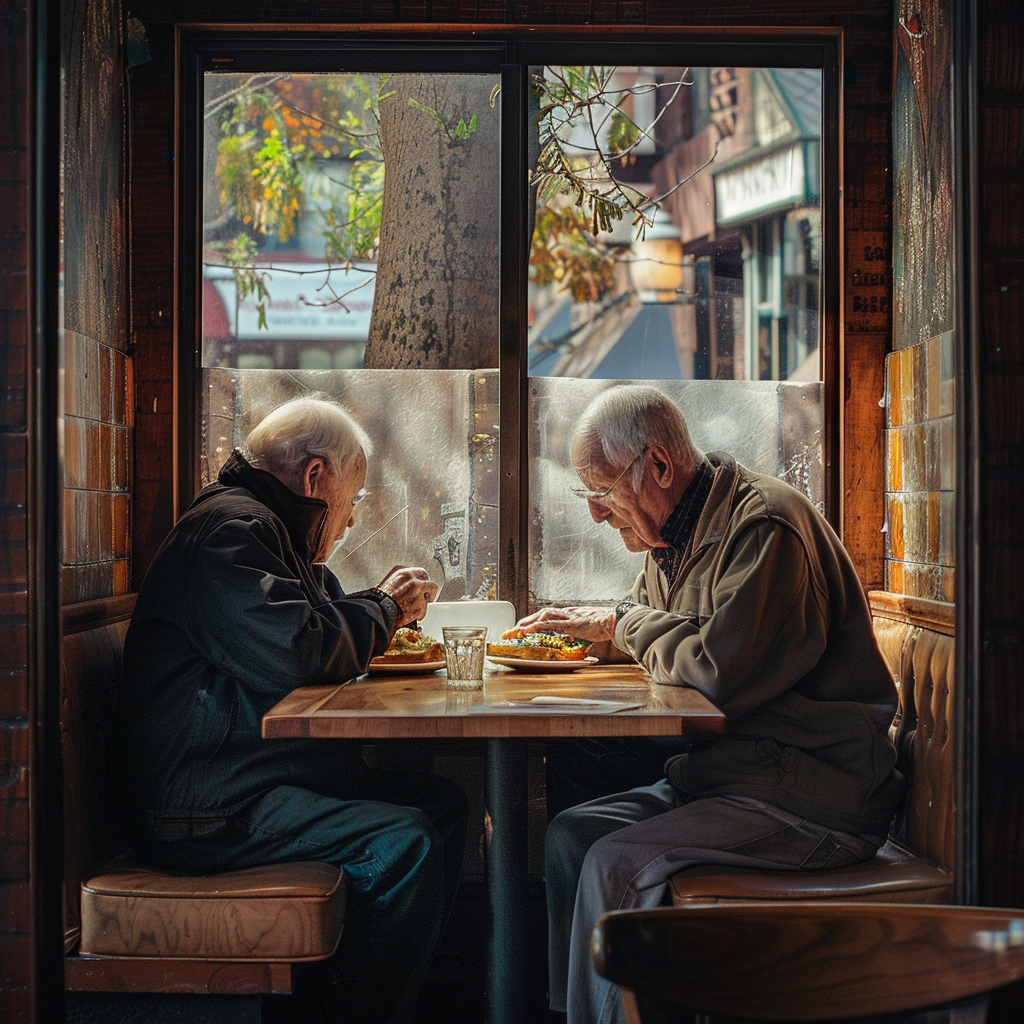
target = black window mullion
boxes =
[498,61,529,618]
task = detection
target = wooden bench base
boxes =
[66,990,263,1024]
[65,955,294,994]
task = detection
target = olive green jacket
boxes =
[614,453,904,837]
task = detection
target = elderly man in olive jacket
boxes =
[115,395,466,1024]
[518,385,904,1024]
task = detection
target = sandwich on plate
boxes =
[369,627,445,667]
[486,627,594,662]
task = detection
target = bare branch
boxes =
[204,74,290,119]
[650,139,721,205]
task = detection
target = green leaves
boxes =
[225,233,270,329]
[207,72,390,327]
[407,97,478,142]
[205,66,698,332]
[606,108,640,157]
[527,65,676,301]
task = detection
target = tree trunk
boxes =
[364,74,501,369]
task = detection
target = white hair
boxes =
[240,395,371,481]
[572,385,704,487]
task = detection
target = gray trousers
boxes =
[545,781,881,1024]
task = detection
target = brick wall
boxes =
[0,1,33,1019]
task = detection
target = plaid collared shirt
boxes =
[650,459,714,585]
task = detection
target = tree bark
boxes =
[364,74,500,369]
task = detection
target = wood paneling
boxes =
[64,957,293,994]
[128,25,177,589]
[0,0,32,1019]
[977,0,1024,909]
[843,333,887,589]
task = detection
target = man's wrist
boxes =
[365,586,400,625]
[614,599,637,624]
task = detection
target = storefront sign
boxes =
[715,142,817,224]
[205,263,375,340]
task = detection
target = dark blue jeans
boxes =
[136,770,468,1024]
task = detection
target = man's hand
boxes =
[376,566,439,628]
[513,605,616,643]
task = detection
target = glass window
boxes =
[187,40,834,616]
[199,65,501,601]
[524,62,823,607]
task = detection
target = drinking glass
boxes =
[442,626,488,689]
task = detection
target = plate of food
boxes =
[367,627,446,674]
[486,628,598,672]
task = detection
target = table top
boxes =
[262,663,726,740]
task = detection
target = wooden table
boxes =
[263,664,726,1024]
[262,664,726,739]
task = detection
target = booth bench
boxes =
[668,593,955,905]
[61,597,347,1023]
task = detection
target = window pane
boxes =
[201,367,499,602]
[202,71,500,372]
[528,66,821,383]
[199,69,501,595]
[529,378,823,607]
[525,64,824,611]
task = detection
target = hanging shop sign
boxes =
[714,140,819,226]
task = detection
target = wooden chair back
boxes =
[594,902,1024,1022]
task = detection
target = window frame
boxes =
[177,27,842,617]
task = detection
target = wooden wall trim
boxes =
[62,594,137,635]
[868,590,955,636]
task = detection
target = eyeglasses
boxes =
[351,488,370,506]
[568,449,647,501]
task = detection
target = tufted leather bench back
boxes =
[872,611,955,871]
[61,612,133,949]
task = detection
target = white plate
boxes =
[366,659,447,675]
[486,655,600,673]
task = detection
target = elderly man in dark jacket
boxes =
[518,385,904,1024]
[115,395,467,1024]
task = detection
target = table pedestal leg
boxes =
[485,737,529,1024]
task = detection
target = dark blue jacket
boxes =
[115,451,398,841]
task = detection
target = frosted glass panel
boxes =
[201,368,500,602]
[528,378,823,607]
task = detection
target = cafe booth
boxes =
[3,0,1023,1021]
